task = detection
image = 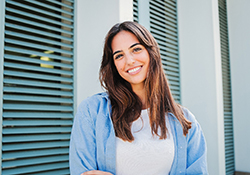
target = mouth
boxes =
[127,66,142,74]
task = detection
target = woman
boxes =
[70,21,208,175]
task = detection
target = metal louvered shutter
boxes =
[218,0,235,174]
[133,0,138,23]
[1,0,75,174]
[149,0,180,103]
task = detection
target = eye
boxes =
[114,54,123,60]
[133,47,142,53]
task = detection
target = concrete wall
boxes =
[177,0,226,174]
[75,0,133,107]
[227,0,250,173]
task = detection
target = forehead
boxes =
[111,31,140,52]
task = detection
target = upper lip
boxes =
[126,65,142,72]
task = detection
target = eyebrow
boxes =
[112,43,141,56]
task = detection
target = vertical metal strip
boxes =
[176,0,181,104]
[0,1,6,174]
[219,0,235,174]
[73,0,77,116]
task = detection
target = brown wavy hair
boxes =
[99,21,191,142]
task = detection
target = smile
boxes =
[127,66,142,74]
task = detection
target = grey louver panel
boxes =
[1,0,75,174]
[219,0,235,174]
[149,0,180,103]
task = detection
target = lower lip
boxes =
[127,66,142,75]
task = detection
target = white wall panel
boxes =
[177,0,225,174]
[227,0,250,173]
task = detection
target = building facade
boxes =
[0,0,249,174]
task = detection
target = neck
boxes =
[132,84,147,109]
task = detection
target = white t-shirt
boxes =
[116,109,175,175]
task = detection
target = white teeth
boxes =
[128,67,141,73]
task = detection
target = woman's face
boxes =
[111,30,150,90]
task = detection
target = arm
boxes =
[185,110,208,174]
[81,170,113,175]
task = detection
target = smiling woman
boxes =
[70,21,208,175]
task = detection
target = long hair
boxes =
[100,21,191,142]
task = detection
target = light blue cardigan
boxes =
[70,92,208,175]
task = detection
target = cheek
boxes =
[144,56,150,73]
[114,61,124,72]
[139,51,150,62]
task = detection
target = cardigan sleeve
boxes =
[69,99,97,175]
[184,109,208,174]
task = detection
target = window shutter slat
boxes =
[3,87,73,96]
[2,141,70,151]
[6,7,73,28]
[3,119,72,126]
[161,53,178,60]
[149,8,176,23]
[5,39,73,55]
[30,169,70,175]
[4,54,73,68]
[4,62,73,75]
[3,104,73,111]
[2,148,69,159]
[2,162,69,175]
[2,155,69,168]
[5,47,73,62]
[3,127,72,134]
[3,112,73,118]
[5,15,73,35]
[149,1,176,19]
[161,60,179,69]
[5,31,73,48]
[3,134,70,143]
[23,0,73,16]
[3,78,73,89]
[153,0,176,11]
[3,95,73,103]
[157,41,178,53]
[7,0,73,21]
[4,70,73,82]
[6,23,73,41]
[150,23,177,37]
[151,30,177,43]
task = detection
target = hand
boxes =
[81,170,113,175]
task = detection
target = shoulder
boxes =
[168,106,200,128]
[78,92,109,110]
[181,107,197,123]
[76,92,110,120]
[181,107,205,141]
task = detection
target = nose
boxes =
[125,53,135,65]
